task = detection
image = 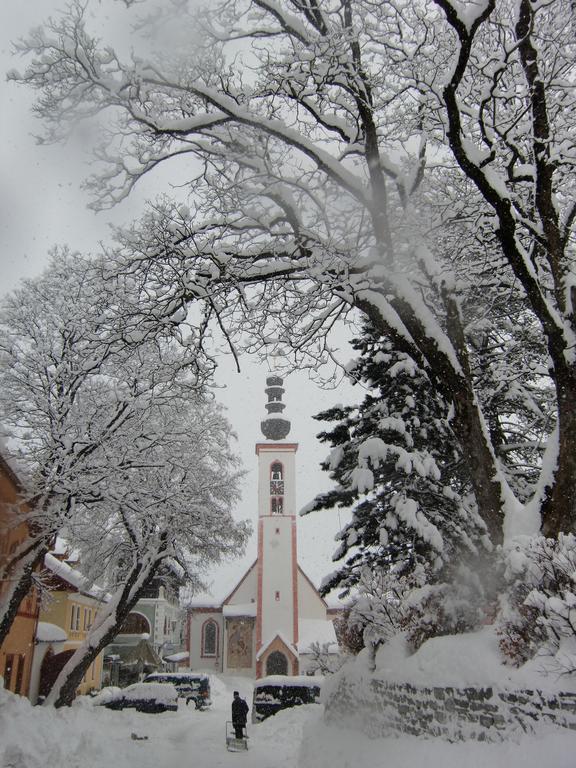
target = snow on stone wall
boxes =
[323,672,576,742]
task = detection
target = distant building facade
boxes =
[103,569,187,686]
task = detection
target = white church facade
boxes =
[187,377,339,678]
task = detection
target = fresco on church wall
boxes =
[226,619,253,668]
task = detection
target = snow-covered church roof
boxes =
[223,602,257,618]
[297,618,338,654]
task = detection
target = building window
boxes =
[275,591,280,601]
[4,654,26,694]
[202,620,218,657]
[3,655,14,690]
[70,605,81,631]
[14,655,25,695]
[271,497,284,515]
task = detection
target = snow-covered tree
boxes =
[498,534,576,674]
[44,393,247,707]
[10,0,575,555]
[305,322,487,597]
[0,250,248,667]
[0,250,133,646]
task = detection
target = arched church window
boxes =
[266,651,288,675]
[271,497,284,515]
[202,620,218,657]
[270,462,284,495]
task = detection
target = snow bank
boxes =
[299,713,576,768]
[0,687,151,768]
[372,628,576,692]
[1,671,575,768]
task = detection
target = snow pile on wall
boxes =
[36,622,68,643]
[321,629,576,742]
[372,628,572,690]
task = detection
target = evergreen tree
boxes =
[304,323,487,597]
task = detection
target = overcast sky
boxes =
[0,1,359,597]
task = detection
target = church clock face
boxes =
[270,480,284,495]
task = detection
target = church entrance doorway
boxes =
[266,650,288,676]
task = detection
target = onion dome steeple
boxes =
[261,376,291,440]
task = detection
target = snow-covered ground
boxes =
[1,673,574,768]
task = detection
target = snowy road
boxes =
[77,675,311,768]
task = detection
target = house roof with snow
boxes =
[44,552,109,602]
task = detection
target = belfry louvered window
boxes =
[270,462,284,495]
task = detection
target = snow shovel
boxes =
[226,721,248,751]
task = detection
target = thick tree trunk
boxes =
[540,368,576,536]
[449,384,505,546]
[356,290,506,547]
[442,292,505,546]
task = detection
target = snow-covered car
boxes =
[143,672,211,709]
[94,682,179,713]
[252,676,323,723]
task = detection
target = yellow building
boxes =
[0,451,40,699]
[29,552,108,702]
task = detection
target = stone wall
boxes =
[323,672,576,742]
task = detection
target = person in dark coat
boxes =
[231,690,249,739]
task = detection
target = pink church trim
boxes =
[255,443,299,454]
[256,518,264,652]
[291,518,299,649]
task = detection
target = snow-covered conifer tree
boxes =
[305,322,486,597]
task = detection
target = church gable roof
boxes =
[222,559,258,606]
[297,565,328,608]
[297,618,338,653]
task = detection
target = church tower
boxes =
[255,376,299,676]
[187,377,339,678]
